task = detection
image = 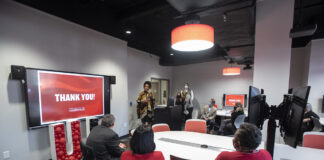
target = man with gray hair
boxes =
[87,114,126,160]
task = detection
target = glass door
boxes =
[151,78,170,105]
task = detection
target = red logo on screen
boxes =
[225,95,245,107]
[38,71,104,124]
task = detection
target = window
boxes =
[151,78,170,105]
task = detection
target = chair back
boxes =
[184,119,207,133]
[80,141,96,160]
[152,123,170,133]
[234,114,246,129]
[312,118,323,132]
[303,132,324,149]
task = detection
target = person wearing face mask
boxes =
[137,81,155,126]
[201,98,217,134]
[215,123,272,160]
[175,92,183,106]
[181,83,194,121]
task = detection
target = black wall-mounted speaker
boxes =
[109,76,116,85]
[11,65,26,80]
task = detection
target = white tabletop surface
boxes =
[216,109,232,117]
[273,143,324,160]
[154,131,263,160]
[216,109,248,117]
[154,131,324,160]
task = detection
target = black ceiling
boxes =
[13,0,324,66]
[292,0,324,48]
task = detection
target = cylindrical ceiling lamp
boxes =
[171,24,214,52]
[223,67,241,76]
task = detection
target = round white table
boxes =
[154,131,324,160]
[154,131,264,160]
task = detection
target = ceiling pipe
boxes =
[173,0,254,19]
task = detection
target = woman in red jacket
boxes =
[121,125,165,160]
[215,123,272,160]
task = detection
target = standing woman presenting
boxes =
[137,81,155,126]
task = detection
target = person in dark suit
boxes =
[86,114,126,160]
[298,103,320,143]
[302,103,320,131]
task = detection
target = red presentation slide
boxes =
[225,95,245,107]
[38,71,104,124]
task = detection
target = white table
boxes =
[154,131,264,160]
[216,110,232,117]
[154,131,324,160]
[216,109,248,117]
[273,143,324,160]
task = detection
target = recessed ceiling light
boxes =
[170,53,174,56]
[125,30,132,34]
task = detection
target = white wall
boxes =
[127,47,173,129]
[253,0,295,105]
[172,60,253,117]
[308,39,324,113]
[253,0,295,143]
[0,1,171,159]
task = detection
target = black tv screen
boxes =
[283,86,310,147]
[248,86,267,129]
[25,68,111,129]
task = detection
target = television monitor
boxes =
[223,94,247,107]
[282,86,310,148]
[167,97,175,108]
[247,86,267,129]
[25,68,111,129]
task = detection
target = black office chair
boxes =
[234,114,246,129]
[223,115,246,136]
[80,141,96,160]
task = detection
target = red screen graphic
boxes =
[225,94,245,107]
[38,71,104,124]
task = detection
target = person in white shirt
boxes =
[181,83,194,121]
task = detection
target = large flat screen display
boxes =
[224,94,247,107]
[25,68,111,129]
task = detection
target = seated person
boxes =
[218,102,244,135]
[302,103,320,130]
[215,123,272,160]
[121,125,165,160]
[299,103,320,142]
[86,114,126,160]
[201,98,217,134]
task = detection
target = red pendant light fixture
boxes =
[223,67,241,76]
[171,24,214,52]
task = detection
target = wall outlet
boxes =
[3,150,10,159]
